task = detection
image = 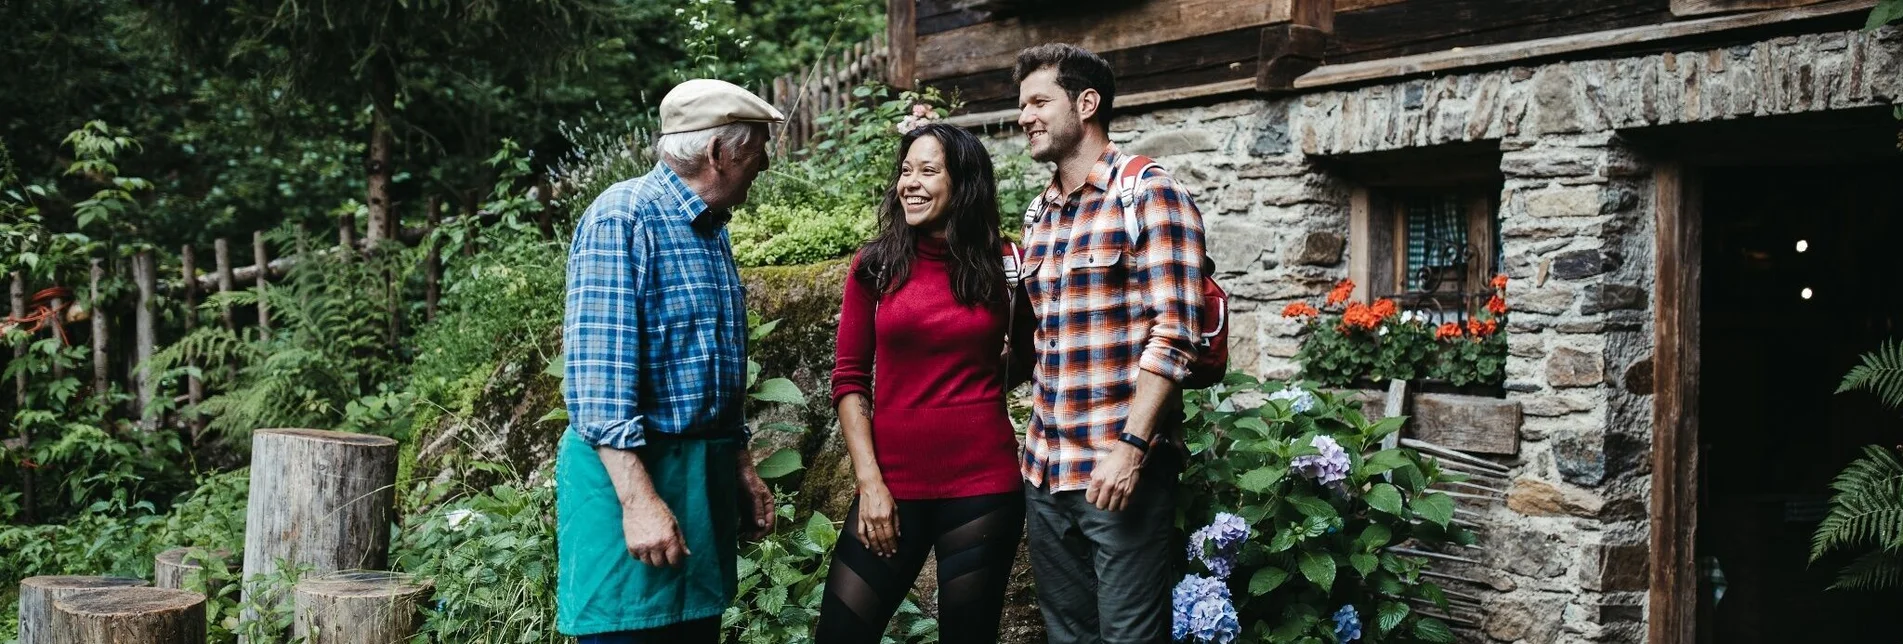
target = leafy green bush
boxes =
[730,203,876,268]
[1175,375,1475,643]
[394,467,565,643]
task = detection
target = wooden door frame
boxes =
[1650,161,1701,644]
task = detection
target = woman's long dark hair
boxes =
[853,123,1006,307]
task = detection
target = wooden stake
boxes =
[132,251,156,430]
[339,211,357,259]
[242,429,399,623]
[155,547,237,597]
[213,239,235,332]
[10,271,33,522]
[292,570,433,644]
[178,248,202,440]
[253,231,271,341]
[50,587,205,644]
[17,576,149,644]
[425,197,442,323]
[90,259,108,401]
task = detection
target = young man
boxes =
[1013,44,1208,644]
[557,79,783,644]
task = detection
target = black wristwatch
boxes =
[1116,432,1152,453]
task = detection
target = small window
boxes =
[1352,186,1501,317]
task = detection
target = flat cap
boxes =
[659,79,786,135]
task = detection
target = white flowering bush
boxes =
[1174,374,1476,643]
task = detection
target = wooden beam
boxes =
[1672,0,1837,17]
[1649,161,1700,644]
[1349,187,1373,303]
[1295,0,1875,89]
[917,0,1283,80]
[887,0,917,88]
[1257,24,1330,92]
[943,78,1256,127]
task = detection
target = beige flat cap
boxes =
[659,79,786,135]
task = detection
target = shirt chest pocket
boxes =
[1064,246,1125,274]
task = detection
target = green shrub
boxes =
[730,203,875,268]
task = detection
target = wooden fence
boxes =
[759,34,893,153]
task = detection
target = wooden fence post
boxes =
[425,198,442,323]
[50,587,205,644]
[179,248,202,440]
[253,231,271,342]
[241,429,398,624]
[339,212,357,259]
[16,576,148,644]
[89,259,108,400]
[214,239,235,332]
[132,251,156,430]
[292,571,432,644]
[10,270,33,522]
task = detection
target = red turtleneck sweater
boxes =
[830,237,1023,499]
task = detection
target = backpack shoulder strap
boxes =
[1110,154,1159,245]
[1002,241,1023,288]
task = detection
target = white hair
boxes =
[653,122,764,174]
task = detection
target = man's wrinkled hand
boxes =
[622,495,690,568]
[738,461,775,541]
[1085,443,1144,512]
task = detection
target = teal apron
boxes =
[556,429,740,635]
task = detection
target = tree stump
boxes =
[292,570,434,644]
[49,587,205,644]
[155,547,237,595]
[16,576,148,644]
[242,429,398,619]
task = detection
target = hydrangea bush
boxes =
[1172,374,1477,643]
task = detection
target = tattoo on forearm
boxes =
[855,398,872,420]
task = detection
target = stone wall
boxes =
[983,26,1900,643]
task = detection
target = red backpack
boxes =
[1107,154,1230,389]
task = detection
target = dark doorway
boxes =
[1696,161,1903,643]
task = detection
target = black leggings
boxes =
[816,491,1025,644]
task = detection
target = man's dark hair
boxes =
[1013,44,1115,131]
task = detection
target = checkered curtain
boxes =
[1404,193,1469,292]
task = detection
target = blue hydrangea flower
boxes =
[1332,604,1362,642]
[1187,512,1251,579]
[1290,435,1352,485]
[1172,575,1241,644]
[1267,383,1317,413]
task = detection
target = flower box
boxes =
[1334,385,1522,457]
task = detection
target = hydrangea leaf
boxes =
[1413,492,1456,528]
[1414,616,1456,643]
[1299,550,1337,591]
[1365,483,1404,515]
[1360,448,1412,476]
[1376,601,1410,633]
[1365,416,1406,439]
[1239,466,1288,493]
[1356,524,1393,551]
[1235,416,1272,439]
[1287,494,1337,520]
[1249,566,1290,595]
[1349,553,1378,577]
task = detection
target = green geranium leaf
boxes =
[1414,492,1456,528]
[1238,466,1287,493]
[1299,550,1336,591]
[755,448,804,479]
[1365,483,1404,515]
[1249,566,1290,595]
[750,378,807,405]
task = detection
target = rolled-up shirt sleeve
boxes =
[1131,173,1207,382]
[562,213,649,450]
[830,254,876,407]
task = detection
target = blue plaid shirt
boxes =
[562,164,748,450]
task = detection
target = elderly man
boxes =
[557,79,784,644]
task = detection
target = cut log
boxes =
[292,570,434,644]
[17,576,148,644]
[49,587,205,644]
[242,429,399,621]
[155,547,238,595]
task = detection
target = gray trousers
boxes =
[1023,458,1180,644]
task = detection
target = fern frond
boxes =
[143,327,262,382]
[1839,339,1903,410]
[1812,446,1903,560]
[1831,551,1903,591]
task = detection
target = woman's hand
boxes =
[855,483,901,558]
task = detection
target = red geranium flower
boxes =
[1325,279,1355,307]
[1486,294,1507,315]
[1283,302,1320,318]
[1435,322,1463,340]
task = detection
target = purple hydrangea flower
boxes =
[1332,604,1362,642]
[1171,575,1241,644]
[1290,435,1352,486]
[1267,384,1317,413]
[1187,512,1251,579]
